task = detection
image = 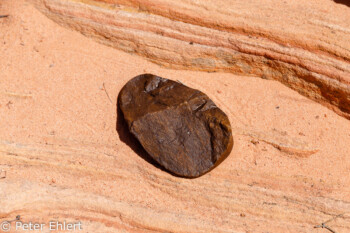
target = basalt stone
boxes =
[118,74,233,178]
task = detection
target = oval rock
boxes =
[118,74,233,178]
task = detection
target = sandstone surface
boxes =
[28,0,350,119]
[1,0,350,233]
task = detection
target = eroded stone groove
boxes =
[28,0,350,119]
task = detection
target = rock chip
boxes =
[118,74,233,177]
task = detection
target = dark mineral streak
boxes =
[118,74,233,178]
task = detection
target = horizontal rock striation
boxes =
[28,0,350,119]
[2,0,350,230]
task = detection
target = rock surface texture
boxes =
[119,74,233,177]
[28,0,350,119]
[1,0,350,233]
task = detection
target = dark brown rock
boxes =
[118,74,233,178]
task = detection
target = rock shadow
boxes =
[116,95,166,173]
[116,92,200,179]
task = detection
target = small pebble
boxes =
[119,74,233,178]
